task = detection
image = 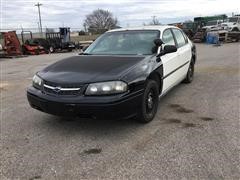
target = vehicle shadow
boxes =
[38,83,184,138]
[41,113,144,138]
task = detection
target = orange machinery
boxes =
[2,31,22,56]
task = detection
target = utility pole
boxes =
[37,22,40,33]
[35,2,43,36]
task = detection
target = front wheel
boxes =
[183,62,194,83]
[136,80,159,123]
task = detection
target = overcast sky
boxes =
[1,0,239,30]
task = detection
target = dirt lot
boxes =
[0,43,240,179]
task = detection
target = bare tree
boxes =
[149,16,161,25]
[84,9,118,34]
[143,16,162,26]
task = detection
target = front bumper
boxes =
[27,86,143,119]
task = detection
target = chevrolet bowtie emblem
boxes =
[53,86,61,93]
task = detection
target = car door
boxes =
[171,28,192,81]
[161,28,181,93]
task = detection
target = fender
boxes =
[147,65,164,94]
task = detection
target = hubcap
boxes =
[189,64,193,79]
[147,92,154,110]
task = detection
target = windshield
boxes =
[85,30,160,55]
[228,17,238,23]
[206,21,218,26]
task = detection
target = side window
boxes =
[172,29,187,48]
[182,31,189,43]
[162,29,175,46]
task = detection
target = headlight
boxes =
[32,75,42,89]
[85,81,128,95]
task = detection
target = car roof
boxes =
[108,25,179,33]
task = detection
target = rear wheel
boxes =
[136,80,159,123]
[183,61,194,83]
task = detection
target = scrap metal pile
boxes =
[176,14,240,43]
[0,27,76,58]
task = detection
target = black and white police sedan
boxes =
[27,26,196,123]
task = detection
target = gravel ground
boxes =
[0,43,240,179]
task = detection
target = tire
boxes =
[136,80,159,123]
[183,61,194,83]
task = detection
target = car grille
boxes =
[43,81,83,96]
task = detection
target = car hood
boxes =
[39,55,146,84]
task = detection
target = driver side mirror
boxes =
[157,45,177,57]
[163,45,177,54]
